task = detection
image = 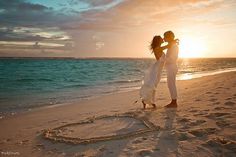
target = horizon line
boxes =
[0,56,236,60]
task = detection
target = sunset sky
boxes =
[0,0,236,58]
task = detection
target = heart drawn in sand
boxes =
[43,113,160,144]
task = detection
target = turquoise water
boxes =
[0,58,236,114]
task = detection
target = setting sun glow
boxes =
[179,36,207,58]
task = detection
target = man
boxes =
[164,31,179,108]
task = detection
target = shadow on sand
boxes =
[153,108,178,156]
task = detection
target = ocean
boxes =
[0,58,236,115]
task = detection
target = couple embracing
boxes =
[140,31,179,109]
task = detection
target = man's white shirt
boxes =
[165,44,179,65]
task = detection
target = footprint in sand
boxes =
[225,97,232,101]
[225,101,235,106]
[216,87,223,90]
[189,127,218,137]
[194,111,208,116]
[189,119,206,126]
[177,118,206,129]
[213,101,220,105]
[202,137,236,154]
[177,117,191,123]
[216,120,230,128]
[189,109,198,113]
[195,99,201,102]
[176,131,195,141]
[205,112,231,119]
[209,98,217,102]
[214,106,228,110]
[205,91,212,94]
[138,149,153,156]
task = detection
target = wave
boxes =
[177,68,236,80]
[109,79,141,84]
[63,84,88,88]
[16,78,53,82]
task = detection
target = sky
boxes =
[0,0,236,58]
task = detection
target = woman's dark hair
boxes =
[150,35,163,52]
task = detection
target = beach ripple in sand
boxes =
[224,101,235,106]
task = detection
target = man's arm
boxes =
[160,45,170,51]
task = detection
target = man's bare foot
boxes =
[142,100,146,109]
[165,100,177,108]
[152,104,157,109]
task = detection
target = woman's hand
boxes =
[174,39,179,45]
[167,39,179,48]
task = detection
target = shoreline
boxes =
[176,67,236,80]
[1,68,236,119]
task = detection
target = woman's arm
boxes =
[154,45,169,52]
[153,48,163,60]
[160,39,179,51]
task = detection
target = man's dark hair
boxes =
[164,31,175,40]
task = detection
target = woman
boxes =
[140,36,168,109]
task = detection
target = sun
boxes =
[179,36,207,58]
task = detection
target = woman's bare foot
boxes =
[152,104,157,109]
[142,100,146,109]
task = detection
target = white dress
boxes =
[140,54,165,105]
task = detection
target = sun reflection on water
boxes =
[178,73,194,80]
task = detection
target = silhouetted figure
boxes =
[164,31,179,108]
[140,36,169,109]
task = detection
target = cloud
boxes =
[1,0,235,57]
[0,0,224,37]
[0,0,45,10]
[0,0,71,27]
[0,0,46,9]
[61,0,225,33]
[85,0,115,7]
[0,0,74,45]
[17,2,48,11]
[0,26,71,41]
